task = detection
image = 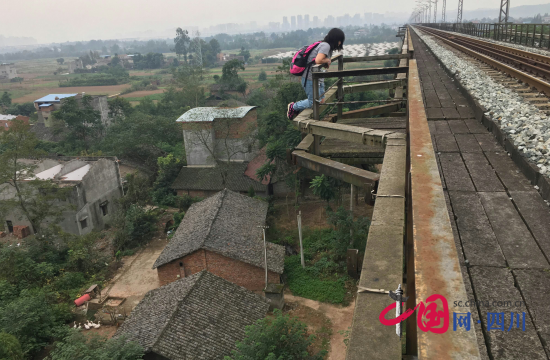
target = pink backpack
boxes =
[289,41,322,78]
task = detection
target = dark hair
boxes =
[323,28,345,52]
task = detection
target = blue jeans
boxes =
[293,77,325,111]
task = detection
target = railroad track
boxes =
[415,25,550,112]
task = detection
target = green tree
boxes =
[258,70,267,81]
[310,175,337,208]
[48,330,143,360]
[0,121,70,234]
[174,28,191,62]
[221,59,245,84]
[52,95,103,150]
[0,289,71,356]
[151,154,183,206]
[110,54,121,67]
[209,38,221,56]
[225,309,326,360]
[239,46,251,62]
[101,111,182,169]
[0,92,11,107]
[56,58,64,65]
[0,332,23,360]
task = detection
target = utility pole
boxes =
[297,211,305,268]
[442,0,446,22]
[434,0,438,23]
[457,0,463,23]
[499,0,510,23]
[258,225,269,287]
[428,0,432,23]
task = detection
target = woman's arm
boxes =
[315,53,331,68]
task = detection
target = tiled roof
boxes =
[176,106,255,123]
[153,189,285,273]
[171,162,266,192]
[245,148,271,185]
[34,94,77,103]
[114,271,269,359]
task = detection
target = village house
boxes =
[172,106,291,197]
[114,271,269,360]
[0,63,17,80]
[1,157,124,236]
[152,189,285,291]
[67,59,84,74]
[33,93,109,127]
[0,114,29,129]
[216,53,245,65]
[172,106,265,196]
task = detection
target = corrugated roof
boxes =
[39,103,52,107]
[34,164,63,180]
[0,115,17,120]
[34,94,77,103]
[153,189,285,273]
[176,106,256,123]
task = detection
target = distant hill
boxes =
[438,3,550,22]
[0,35,37,47]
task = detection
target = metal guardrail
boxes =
[420,22,550,49]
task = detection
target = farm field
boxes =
[0,42,396,105]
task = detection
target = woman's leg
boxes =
[292,77,313,111]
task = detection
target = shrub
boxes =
[49,330,144,360]
[225,309,326,360]
[0,332,23,360]
[173,211,185,228]
[258,70,267,81]
[124,205,158,247]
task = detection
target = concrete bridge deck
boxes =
[412,29,550,359]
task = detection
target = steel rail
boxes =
[416,26,550,96]
[418,25,550,65]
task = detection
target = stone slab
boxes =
[510,191,550,260]
[442,107,461,119]
[457,106,476,119]
[439,153,475,191]
[479,192,549,268]
[462,152,505,192]
[514,269,550,357]
[469,267,547,360]
[435,134,459,152]
[455,134,483,152]
[484,152,535,192]
[439,99,456,108]
[434,121,452,134]
[464,120,488,134]
[474,134,502,151]
[426,107,444,120]
[447,120,470,134]
[449,191,506,267]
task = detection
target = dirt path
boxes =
[286,294,355,360]
[103,236,168,312]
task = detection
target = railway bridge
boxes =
[292,25,550,359]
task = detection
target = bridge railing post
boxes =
[337,55,344,122]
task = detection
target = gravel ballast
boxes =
[413,27,550,179]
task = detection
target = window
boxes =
[80,218,88,229]
[100,202,108,216]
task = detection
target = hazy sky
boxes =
[3,0,550,43]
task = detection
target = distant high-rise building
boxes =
[325,15,335,27]
[297,15,303,29]
[313,16,319,27]
[353,13,361,25]
[268,22,280,31]
[291,16,296,29]
[282,16,290,30]
[364,12,372,23]
[343,14,351,26]
[304,14,310,28]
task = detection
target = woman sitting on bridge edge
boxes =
[287,28,346,120]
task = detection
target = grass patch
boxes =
[285,255,348,304]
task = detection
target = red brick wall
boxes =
[157,249,280,291]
